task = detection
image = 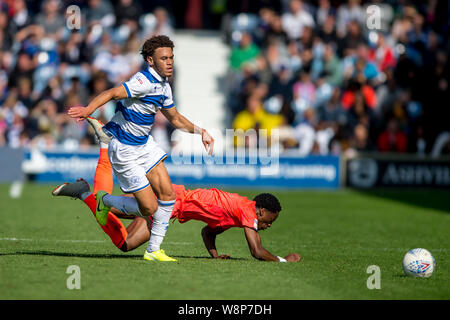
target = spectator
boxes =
[7,51,36,89]
[268,66,294,107]
[314,71,333,109]
[318,87,346,126]
[377,118,408,153]
[232,94,284,148]
[369,32,396,73]
[318,14,337,44]
[34,0,65,40]
[114,0,142,28]
[152,7,175,38]
[292,67,316,121]
[281,0,315,41]
[0,10,13,50]
[336,0,364,37]
[10,0,32,31]
[321,43,343,87]
[337,19,364,56]
[86,0,116,28]
[262,12,288,48]
[316,0,335,28]
[92,43,130,84]
[230,32,260,70]
[292,108,316,156]
[341,80,377,111]
[346,90,375,132]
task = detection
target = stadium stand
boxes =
[223,0,449,156]
[0,0,448,157]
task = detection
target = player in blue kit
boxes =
[68,35,214,261]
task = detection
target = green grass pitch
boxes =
[0,183,449,299]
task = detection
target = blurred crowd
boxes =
[0,0,175,150]
[226,0,450,156]
[0,0,449,157]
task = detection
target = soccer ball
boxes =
[402,248,435,278]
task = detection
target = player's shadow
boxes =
[173,255,246,261]
[4,250,142,259]
[2,251,246,261]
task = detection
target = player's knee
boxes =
[139,202,158,216]
[158,189,176,202]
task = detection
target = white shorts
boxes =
[108,136,167,193]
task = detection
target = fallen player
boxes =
[52,120,300,263]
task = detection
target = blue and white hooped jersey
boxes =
[103,66,175,146]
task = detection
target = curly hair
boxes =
[253,193,282,214]
[140,35,174,61]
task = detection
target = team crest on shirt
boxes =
[254,219,258,230]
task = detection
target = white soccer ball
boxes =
[402,248,435,278]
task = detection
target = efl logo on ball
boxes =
[402,248,435,278]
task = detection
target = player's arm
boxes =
[161,107,214,155]
[244,227,301,262]
[201,226,230,259]
[68,85,128,121]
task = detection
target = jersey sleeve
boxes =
[122,72,152,98]
[161,84,175,109]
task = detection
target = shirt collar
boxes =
[149,66,167,83]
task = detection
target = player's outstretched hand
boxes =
[68,106,91,122]
[285,253,301,262]
[201,129,214,156]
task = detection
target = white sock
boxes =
[102,194,143,216]
[146,199,175,253]
[100,142,108,149]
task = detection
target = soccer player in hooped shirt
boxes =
[67,35,215,262]
[52,144,301,262]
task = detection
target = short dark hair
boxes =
[140,35,174,61]
[253,193,282,214]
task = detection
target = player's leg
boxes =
[86,116,113,195]
[82,192,128,250]
[124,136,177,261]
[86,128,129,249]
[86,116,154,251]
[131,185,159,216]
[98,137,177,261]
[95,139,160,224]
[52,179,129,250]
[90,194,152,252]
[120,217,152,252]
[144,160,177,258]
[93,147,113,195]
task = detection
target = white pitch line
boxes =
[0,237,194,246]
[0,237,106,243]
